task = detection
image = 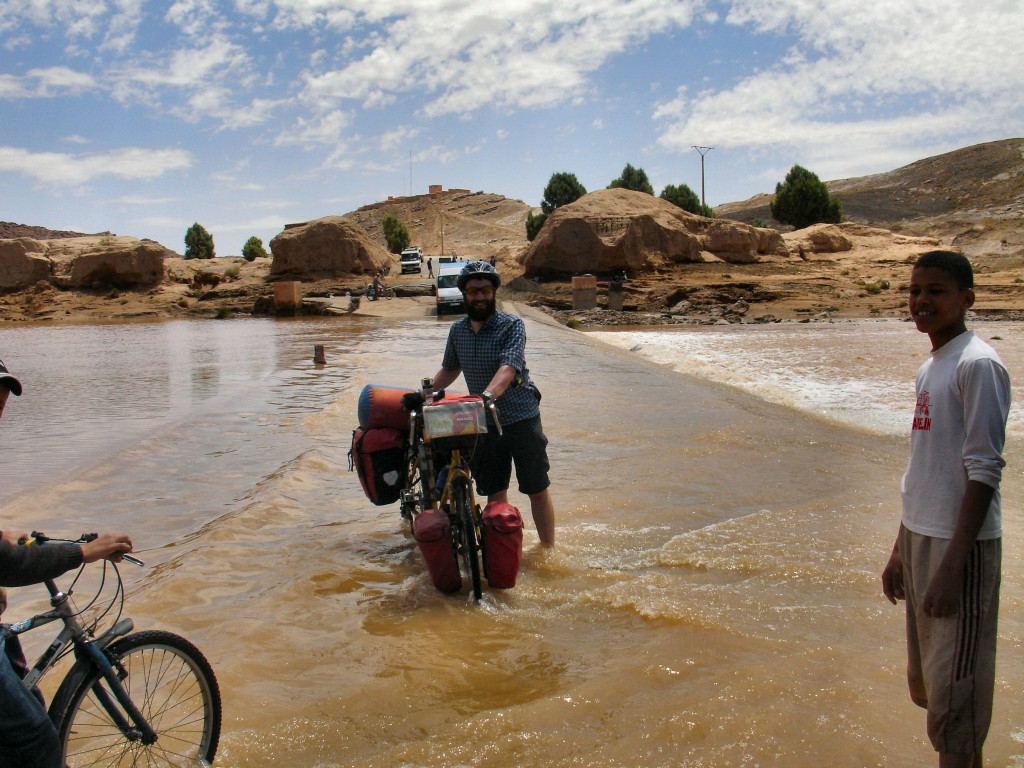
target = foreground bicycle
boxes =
[399,386,502,601]
[6,532,221,766]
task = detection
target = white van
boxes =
[435,262,468,315]
[399,246,422,274]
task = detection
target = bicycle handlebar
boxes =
[29,531,145,567]
[403,383,503,438]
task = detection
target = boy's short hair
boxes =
[914,250,974,290]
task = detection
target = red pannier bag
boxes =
[413,507,462,593]
[349,427,406,506]
[481,501,523,589]
[357,384,415,431]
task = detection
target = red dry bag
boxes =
[481,501,523,589]
[413,507,462,593]
[349,427,406,506]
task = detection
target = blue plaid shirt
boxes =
[441,311,541,426]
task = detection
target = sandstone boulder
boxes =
[269,217,390,278]
[0,238,51,289]
[1,235,169,290]
[784,224,854,257]
[522,189,788,277]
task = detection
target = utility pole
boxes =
[692,146,713,208]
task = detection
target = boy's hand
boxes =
[881,548,905,605]
[921,567,961,618]
[80,533,134,564]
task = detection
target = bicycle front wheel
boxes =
[50,630,222,767]
[452,479,482,600]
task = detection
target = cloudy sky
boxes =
[1,0,1021,257]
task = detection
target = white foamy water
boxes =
[590,319,1024,438]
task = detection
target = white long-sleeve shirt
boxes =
[901,330,1011,540]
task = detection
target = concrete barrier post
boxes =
[273,281,302,310]
[607,281,624,311]
[572,275,597,310]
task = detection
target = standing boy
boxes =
[881,251,1011,768]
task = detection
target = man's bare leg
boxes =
[487,488,555,547]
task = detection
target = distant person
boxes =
[0,358,135,768]
[489,255,496,267]
[426,261,555,546]
[427,257,433,278]
[371,270,388,299]
[881,251,1011,768]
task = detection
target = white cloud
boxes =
[117,194,179,205]
[296,0,705,121]
[0,67,98,98]
[101,0,144,54]
[0,145,195,185]
[377,126,419,152]
[275,109,353,146]
[655,1,1024,176]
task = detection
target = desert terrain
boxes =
[1,138,1022,326]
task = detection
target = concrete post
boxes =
[607,281,624,311]
[572,275,597,310]
[273,281,302,310]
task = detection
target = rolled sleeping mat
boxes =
[357,384,416,431]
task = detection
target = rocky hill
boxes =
[715,138,1024,263]
[0,222,102,240]
[343,189,533,263]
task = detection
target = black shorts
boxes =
[469,415,550,497]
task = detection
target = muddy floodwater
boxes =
[2,311,1022,767]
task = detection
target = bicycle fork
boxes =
[40,584,158,746]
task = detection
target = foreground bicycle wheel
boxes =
[452,479,482,600]
[50,630,222,767]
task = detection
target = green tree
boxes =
[608,163,654,195]
[242,236,268,261]
[660,183,714,217]
[769,165,842,229]
[525,211,547,241]
[184,222,215,260]
[381,215,410,253]
[541,172,587,214]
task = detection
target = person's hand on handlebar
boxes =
[401,391,426,411]
[80,533,134,564]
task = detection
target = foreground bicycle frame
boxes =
[400,390,502,601]
[7,535,221,766]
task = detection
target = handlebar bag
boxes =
[481,501,523,589]
[349,427,405,506]
[422,396,487,448]
[358,384,416,432]
[412,507,462,593]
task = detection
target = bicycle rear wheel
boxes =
[452,478,482,600]
[50,630,221,767]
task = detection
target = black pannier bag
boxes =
[349,427,406,506]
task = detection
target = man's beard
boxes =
[466,297,496,322]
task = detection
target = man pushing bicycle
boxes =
[425,261,556,547]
